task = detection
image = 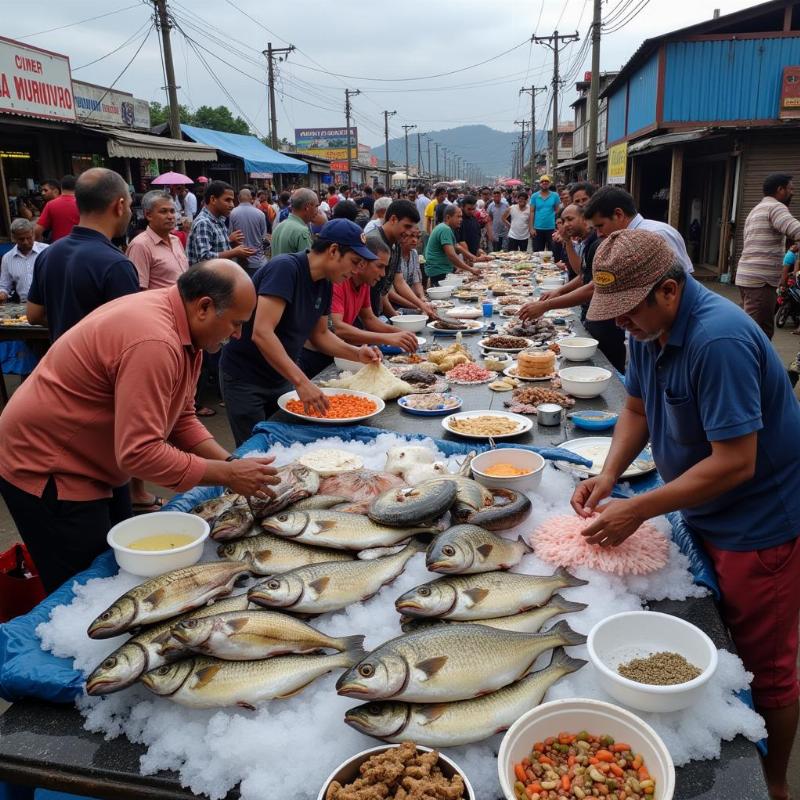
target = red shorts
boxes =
[704,537,800,709]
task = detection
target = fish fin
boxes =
[193,664,222,689]
[550,595,588,614]
[309,520,337,533]
[547,646,588,674]
[237,701,257,711]
[476,543,494,558]
[463,587,489,606]
[415,655,448,679]
[339,635,367,662]
[416,703,448,725]
[142,588,166,608]
[517,536,534,554]
[357,545,405,560]
[308,577,331,595]
[554,566,588,588]
[253,549,272,562]
[549,620,587,647]
[458,452,476,476]
[226,618,250,633]
[277,678,317,699]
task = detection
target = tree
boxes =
[191,105,250,134]
[148,101,192,128]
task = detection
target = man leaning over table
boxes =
[0,260,279,594]
[0,218,47,302]
[569,228,800,800]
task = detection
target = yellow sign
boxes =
[594,271,617,286]
[608,142,628,185]
[297,147,349,161]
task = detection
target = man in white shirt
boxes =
[0,218,48,302]
[414,184,430,235]
[179,186,198,220]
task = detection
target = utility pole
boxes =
[520,85,547,186]
[153,0,183,169]
[514,120,528,181]
[426,136,432,178]
[263,43,295,151]
[587,0,602,182]
[416,130,422,179]
[442,147,448,180]
[534,30,580,178]
[345,89,360,184]
[402,124,417,186]
[383,110,397,188]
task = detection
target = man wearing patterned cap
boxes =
[570,228,800,800]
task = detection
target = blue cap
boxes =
[317,219,377,261]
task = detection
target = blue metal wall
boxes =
[626,53,659,133]
[663,36,800,122]
[607,84,628,143]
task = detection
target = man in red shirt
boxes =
[35,174,79,242]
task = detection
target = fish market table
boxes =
[0,301,49,405]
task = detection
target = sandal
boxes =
[196,406,217,417]
[132,496,164,515]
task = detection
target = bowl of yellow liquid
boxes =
[107,512,210,577]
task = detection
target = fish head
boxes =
[294,465,321,494]
[344,702,410,739]
[216,541,246,560]
[426,535,473,573]
[336,652,408,699]
[212,506,253,539]
[248,573,303,608]
[394,581,456,618]
[85,643,146,695]
[87,596,137,639]
[140,660,194,697]
[260,511,309,538]
[171,616,215,648]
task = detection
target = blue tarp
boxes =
[181,125,308,175]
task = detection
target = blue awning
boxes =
[180,124,308,174]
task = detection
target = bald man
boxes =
[0,259,279,592]
[229,188,268,274]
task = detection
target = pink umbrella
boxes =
[503,178,523,187]
[196,176,209,184]
[151,171,193,185]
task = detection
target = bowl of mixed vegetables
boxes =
[498,698,675,800]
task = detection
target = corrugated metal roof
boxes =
[82,126,218,161]
[627,129,715,154]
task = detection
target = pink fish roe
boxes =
[530,514,669,576]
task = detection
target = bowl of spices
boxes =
[470,447,546,492]
[587,611,718,712]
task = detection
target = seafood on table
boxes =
[318,469,406,515]
[506,386,576,412]
[344,647,586,747]
[446,414,523,436]
[190,493,245,525]
[321,362,413,400]
[248,540,425,614]
[336,620,586,703]
[296,449,363,477]
[426,524,532,574]
[217,532,354,575]
[444,362,494,384]
[247,464,320,519]
[210,503,259,541]
[395,567,587,620]
[426,340,473,373]
[368,480,458,527]
[87,561,252,639]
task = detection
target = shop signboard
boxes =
[608,141,628,185]
[295,127,357,161]
[72,80,150,129]
[780,66,800,119]
[329,161,349,171]
[0,37,75,122]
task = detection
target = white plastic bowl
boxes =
[427,285,454,299]
[317,745,475,800]
[390,314,428,332]
[558,366,612,398]
[588,611,718,712]
[278,387,385,425]
[470,448,546,492]
[334,356,364,372]
[498,698,675,800]
[107,512,209,577]
[558,336,599,361]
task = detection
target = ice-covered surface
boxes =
[37,434,764,800]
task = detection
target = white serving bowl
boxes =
[107,512,209,577]
[317,745,475,800]
[558,336,599,361]
[334,356,364,372]
[427,285,453,299]
[587,611,718,713]
[558,366,612,398]
[470,448,546,492]
[390,314,428,332]
[441,274,467,286]
[278,387,385,424]
[498,698,675,800]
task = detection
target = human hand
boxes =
[391,331,419,352]
[578,498,645,548]
[225,455,280,498]
[538,290,557,302]
[357,344,382,363]
[518,300,548,322]
[419,302,437,319]
[296,379,330,416]
[570,473,617,518]
[233,245,257,258]
[229,230,245,246]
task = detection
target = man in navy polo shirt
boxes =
[570,229,800,800]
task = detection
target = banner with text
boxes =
[72,80,150,129]
[295,127,358,162]
[608,142,628,185]
[0,37,75,122]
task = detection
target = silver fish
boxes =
[319,470,406,505]
[260,510,438,550]
[400,595,587,634]
[291,494,349,511]
[427,476,492,522]
[85,594,253,695]
[217,532,354,575]
[248,540,424,614]
[368,480,458,527]
[395,567,587,620]
[248,464,320,519]
[191,493,245,525]
[87,561,251,639]
[211,504,256,541]
[141,649,363,709]
[469,488,532,531]
[426,524,532,574]
[344,647,585,747]
[335,620,585,702]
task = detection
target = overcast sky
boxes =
[8,0,759,147]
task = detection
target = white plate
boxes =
[503,364,558,382]
[441,410,533,440]
[426,320,484,335]
[554,436,656,479]
[277,388,385,425]
[544,309,575,319]
[479,336,535,353]
[443,306,483,320]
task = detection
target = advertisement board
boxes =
[0,37,75,121]
[608,142,628,185]
[72,80,150,129]
[780,66,800,119]
[295,127,358,162]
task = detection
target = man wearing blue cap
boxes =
[219,219,382,445]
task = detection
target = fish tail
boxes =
[517,535,533,554]
[339,635,367,661]
[549,620,587,647]
[554,566,589,588]
[550,594,588,614]
[548,646,587,674]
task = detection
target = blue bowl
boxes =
[569,410,619,431]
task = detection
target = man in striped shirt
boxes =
[736,173,800,339]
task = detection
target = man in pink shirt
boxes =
[35,174,79,242]
[0,259,278,592]
[127,190,189,289]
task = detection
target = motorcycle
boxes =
[775,277,800,329]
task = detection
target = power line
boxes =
[14,3,142,39]
[603,0,652,32]
[72,17,153,71]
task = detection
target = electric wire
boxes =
[72,17,153,71]
[14,4,142,39]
